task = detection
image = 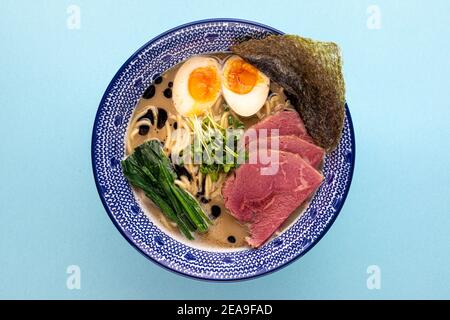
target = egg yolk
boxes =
[225,59,258,94]
[188,66,220,103]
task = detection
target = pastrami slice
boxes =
[245,135,325,169]
[222,150,324,248]
[248,110,314,143]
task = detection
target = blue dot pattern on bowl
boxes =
[130,204,140,214]
[92,19,355,281]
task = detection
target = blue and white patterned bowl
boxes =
[92,19,355,281]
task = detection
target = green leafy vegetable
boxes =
[121,140,210,239]
[227,115,233,126]
[190,110,244,182]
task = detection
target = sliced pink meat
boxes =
[222,150,324,248]
[248,110,313,143]
[247,135,325,169]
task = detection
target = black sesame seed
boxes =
[200,197,210,204]
[211,205,221,218]
[174,164,193,181]
[173,121,178,129]
[163,88,172,99]
[227,236,236,244]
[156,108,168,129]
[154,76,163,84]
[138,109,155,125]
[200,177,206,195]
[138,125,150,135]
[168,81,173,88]
[142,85,156,99]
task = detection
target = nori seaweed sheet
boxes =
[231,35,345,151]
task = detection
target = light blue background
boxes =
[1,0,449,299]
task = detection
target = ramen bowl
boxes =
[91,19,355,281]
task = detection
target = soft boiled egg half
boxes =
[173,56,222,117]
[221,55,270,117]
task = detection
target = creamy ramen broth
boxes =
[125,53,317,249]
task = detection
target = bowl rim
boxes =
[91,18,356,282]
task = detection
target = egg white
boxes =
[222,55,270,117]
[172,56,221,117]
